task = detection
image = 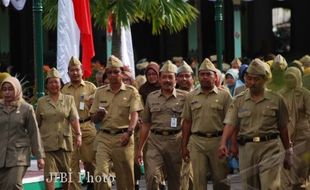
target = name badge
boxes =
[79,102,85,110]
[171,117,177,128]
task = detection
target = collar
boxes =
[158,88,177,98]
[244,88,272,101]
[195,86,219,95]
[107,82,126,92]
[68,80,86,87]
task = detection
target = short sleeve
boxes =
[129,88,144,113]
[69,96,79,120]
[181,94,192,121]
[223,98,239,127]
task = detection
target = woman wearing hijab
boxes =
[0,76,45,190]
[36,68,81,190]
[279,67,310,189]
[139,62,160,104]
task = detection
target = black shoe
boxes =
[135,184,139,190]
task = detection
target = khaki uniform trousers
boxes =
[280,138,310,190]
[145,132,182,190]
[189,135,229,190]
[0,166,27,190]
[94,131,135,190]
[180,160,193,190]
[239,138,281,190]
[71,121,97,190]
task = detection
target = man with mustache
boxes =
[137,60,187,190]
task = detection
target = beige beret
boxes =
[46,67,61,79]
[106,55,123,68]
[160,60,177,73]
[199,58,217,72]
[177,62,193,74]
[247,58,272,79]
[68,56,81,68]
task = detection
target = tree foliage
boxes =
[43,0,199,35]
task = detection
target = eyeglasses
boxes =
[106,70,121,75]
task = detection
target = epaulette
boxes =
[97,84,109,90]
[149,90,161,96]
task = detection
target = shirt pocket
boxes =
[262,107,277,126]
[15,142,30,163]
[238,110,251,127]
[190,103,202,120]
[210,103,224,116]
[118,99,130,117]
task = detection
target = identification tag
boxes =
[79,102,85,110]
[171,117,177,128]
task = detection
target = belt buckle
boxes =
[110,130,117,135]
[162,131,169,136]
[253,136,260,142]
[206,133,213,137]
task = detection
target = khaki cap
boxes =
[231,58,242,67]
[46,67,61,79]
[106,55,123,68]
[160,60,177,73]
[199,58,217,72]
[68,56,81,68]
[177,62,193,74]
[299,55,310,67]
[247,58,272,79]
[0,72,11,84]
[272,54,287,71]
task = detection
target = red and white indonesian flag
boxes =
[57,0,94,83]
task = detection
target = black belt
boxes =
[79,117,91,124]
[237,133,279,145]
[151,129,181,136]
[100,128,128,135]
[191,131,223,138]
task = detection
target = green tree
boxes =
[43,0,199,56]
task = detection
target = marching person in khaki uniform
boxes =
[62,56,97,190]
[90,55,143,190]
[177,62,195,92]
[0,77,45,190]
[36,68,82,190]
[279,67,310,189]
[181,58,232,190]
[137,60,187,190]
[218,58,292,190]
[176,63,194,190]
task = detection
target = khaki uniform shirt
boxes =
[36,93,79,151]
[0,101,44,167]
[90,83,143,129]
[62,80,96,121]
[224,89,289,137]
[182,86,232,133]
[142,89,187,131]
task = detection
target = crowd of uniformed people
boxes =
[0,53,309,190]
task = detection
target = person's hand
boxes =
[283,148,293,170]
[136,150,143,165]
[181,146,190,162]
[96,109,107,120]
[119,132,130,146]
[230,142,239,157]
[37,158,45,170]
[218,144,229,159]
[75,135,82,148]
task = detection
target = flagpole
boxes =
[32,0,44,99]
